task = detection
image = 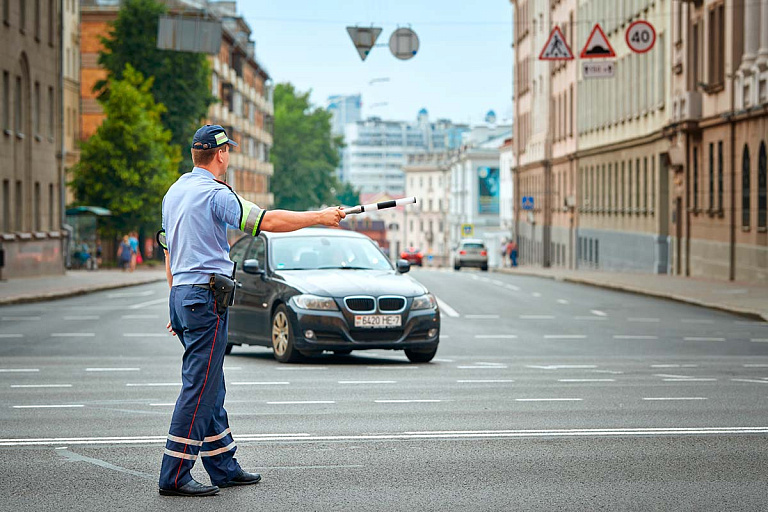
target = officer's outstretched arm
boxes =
[260,207,346,232]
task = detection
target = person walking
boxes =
[157,125,345,497]
[128,232,139,272]
[118,235,132,271]
[507,239,519,267]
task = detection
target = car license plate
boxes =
[354,315,401,328]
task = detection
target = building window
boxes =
[48,183,54,230]
[3,0,9,25]
[707,3,725,89]
[33,181,40,231]
[34,0,39,40]
[717,141,724,211]
[693,146,699,211]
[708,142,714,211]
[2,71,8,131]
[628,160,633,211]
[650,155,656,213]
[14,75,21,134]
[759,142,767,229]
[20,0,25,31]
[742,145,750,228]
[48,0,54,46]
[643,157,648,211]
[33,81,39,136]
[2,180,9,232]
[635,158,641,211]
[607,163,613,212]
[47,86,53,139]
[620,162,625,211]
[15,180,22,231]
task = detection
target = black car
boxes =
[226,228,441,363]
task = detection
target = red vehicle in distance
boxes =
[400,247,424,266]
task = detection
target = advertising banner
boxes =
[477,167,500,214]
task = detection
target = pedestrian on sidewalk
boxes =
[118,235,132,271]
[129,231,139,272]
[507,239,518,267]
[157,124,346,497]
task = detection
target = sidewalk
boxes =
[494,266,768,321]
[0,268,167,305]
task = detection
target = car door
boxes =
[227,236,252,341]
[236,236,270,344]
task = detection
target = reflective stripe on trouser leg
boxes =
[159,287,229,489]
[200,373,241,485]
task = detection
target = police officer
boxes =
[158,125,345,497]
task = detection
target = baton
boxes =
[342,196,417,215]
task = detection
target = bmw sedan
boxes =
[226,228,441,363]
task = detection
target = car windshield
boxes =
[270,236,393,271]
[462,243,485,249]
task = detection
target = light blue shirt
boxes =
[162,167,265,286]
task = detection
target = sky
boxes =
[238,1,514,125]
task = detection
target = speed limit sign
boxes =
[625,20,656,53]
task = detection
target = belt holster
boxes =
[209,274,235,313]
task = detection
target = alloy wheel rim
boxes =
[272,311,289,355]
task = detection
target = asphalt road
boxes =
[1,268,767,511]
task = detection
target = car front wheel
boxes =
[272,304,301,363]
[404,346,438,363]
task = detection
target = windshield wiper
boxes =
[315,265,375,270]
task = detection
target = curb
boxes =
[492,268,768,322]
[0,276,166,306]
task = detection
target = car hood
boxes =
[274,269,427,297]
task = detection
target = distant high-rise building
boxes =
[327,94,362,136]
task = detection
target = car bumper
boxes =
[457,257,487,267]
[287,306,440,351]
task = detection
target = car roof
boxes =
[262,227,371,240]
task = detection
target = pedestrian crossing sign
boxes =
[539,27,574,61]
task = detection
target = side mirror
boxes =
[396,259,410,273]
[242,259,264,275]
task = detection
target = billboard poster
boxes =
[477,167,500,214]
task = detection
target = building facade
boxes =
[327,94,361,137]
[499,137,516,237]
[80,0,273,212]
[0,0,64,278]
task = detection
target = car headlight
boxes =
[291,294,339,311]
[411,293,437,310]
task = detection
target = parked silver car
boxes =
[453,239,488,271]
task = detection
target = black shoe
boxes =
[218,469,262,488]
[159,479,220,497]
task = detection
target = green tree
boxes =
[97,0,215,173]
[271,83,346,210]
[70,65,180,239]
[335,181,360,207]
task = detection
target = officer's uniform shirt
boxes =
[162,167,265,286]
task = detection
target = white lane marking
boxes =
[438,336,451,339]
[367,366,418,370]
[1,316,41,321]
[85,368,140,372]
[751,339,768,343]
[651,364,699,368]
[4,427,768,446]
[149,403,175,406]
[432,358,454,363]
[267,401,336,405]
[13,404,84,409]
[573,316,607,321]
[11,384,72,388]
[490,280,505,286]
[51,333,95,337]
[663,378,717,382]
[374,399,445,403]
[465,314,500,319]
[122,333,167,338]
[735,321,768,326]
[681,319,714,324]
[532,292,542,297]
[223,367,242,370]
[684,337,725,341]
[122,315,160,319]
[628,317,660,322]
[232,382,290,386]
[654,374,697,379]
[435,297,460,318]
[125,383,180,387]
[457,379,515,383]
[505,284,521,291]
[558,379,615,382]
[457,365,509,369]
[527,365,597,370]
[108,290,155,299]
[557,299,569,304]
[275,367,328,371]
[128,298,167,310]
[63,316,100,320]
[474,335,517,339]
[520,315,555,320]
[0,369,39,373]
[0,334,23,338]
[515,398,582,402]
[590,310,607,317]
[642,397,708,401]
[544,335,587,339]
[731,379,768,384]
[614,335,659,340]
[338,381,396,384]
[743,364,768,368]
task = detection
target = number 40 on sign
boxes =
[626,20,656,53]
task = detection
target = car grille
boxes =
[350,330,404,342]
[378,296,406,312]
[344,297,375,313]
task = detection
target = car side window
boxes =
[245,237,266,270]
[229,236,251,271]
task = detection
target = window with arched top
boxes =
[759,142,767,230]
[742,145,751,229]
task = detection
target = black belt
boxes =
[192,284,210,290]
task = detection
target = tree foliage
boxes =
[70,65,181,238]
[97,0,215,173]
[271,83,357,210]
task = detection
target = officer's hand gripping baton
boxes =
[342,196,417,215]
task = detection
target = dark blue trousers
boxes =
[158,285,241,489]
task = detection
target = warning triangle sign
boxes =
[580,24,616,58]
[539,26,574,61]
[347,26,382,61]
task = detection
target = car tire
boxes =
[481,265,488,271]
[404,346,438,363]
[271,304,302,363]
[454,265,460,271]
[224,344,233,355]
